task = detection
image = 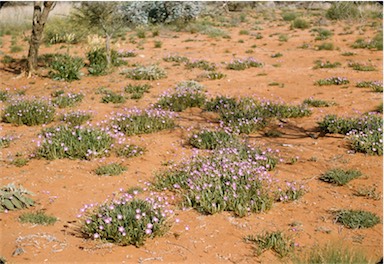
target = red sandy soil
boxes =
[0,7,382,263]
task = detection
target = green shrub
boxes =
[87,48,125,76]
[44,17,84,44]
[115,144,145,158]
[352,31,383,50]
[124,84,151,99]
[10,157,29,167]
[239,29,249,35]
[185,59,216,71]
[271,53,283,58]
[0,90,9,102]
[226,57,263,71]
[81,193,169,246]
[163,54,190,63]
[316,42,335,50]
[291,18,310,29]
[101,90,126,104]
[154,144,277,217]
[303,98,336,107]
[19,211,57,225]
[348,62,376,71]
[356,81,383,92]
[53,92,84,108]
[0,136,12,148]
[297,242,370,264]
[320,168,362,186]
[202,71,226,80]
[313,60,341,69]
[0,183,34,212]
[10,45,22,53]
[278,34,289,42]
[109,108,175,136]
[275,181,306,202]
[95,163,127,176]
[35,126,113,160]
[326,2,360,20]
[244,231,295,258]
[156,81,206,112]
[312,28,333,40]
[189,130,238,150]
[2,98,55,126]
[123,65,167,80]
[282,12,299,21]
[334,210,380,229]
[315,77,349,86]
[48,54,84,81]
[318,113,382,155]
[60,110,92,126]
[341,51,356,56]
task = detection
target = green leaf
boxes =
[11,198,23,209]
[3,199,15,210]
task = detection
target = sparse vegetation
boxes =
[19,211,57,225]
[334,210,380,229]
[95,163,127,176]
[319,168,362,186]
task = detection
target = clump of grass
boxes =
[278,34,289,42]
[341,51,356,56]
[356,81,383,92]
[124,84,151,100]
[95,163,127,176]
[109,108,175,136]
[19,211,57,225]
[10,157,29,167]
[52,92,84,108]
[326,2,360,20]
[313,60,341,69]
[0,183,34,212]
[275,181,306,202]
[163,54,190,63]
[0,136,13,148]
[334,210,380,229]
[189,130,238,150]
[123,65,167,80]
[101,90,126,104]
[154,143,277,217]
[315,77,349,86]
[115,144,145,158]
[352,32,382,50]
[156,81,206,112]
[316,42,335,50]
[264,130,282,138]
[202,71,226,80]
[291,18,310,29]
[205,96,311,134]
[297,242,371,264]
[226,57,263,70]
[271,52,283,58]
[185,59,216,71]
[353,186,381,200]
[239,29,249,35]
[348,62,376,71]
[87,48,125,76]
[320,168,362,186]
[303,98,336,107]
[282,12,299,21]
[48,53,84,81]
[244,231,295,258]
[35,125,113,160]
[318,113,382,155]
[154,40,162,48]
[60,110,92,126]
[2,98,55,126]
[80,190,169,246]
[0,90,9,102]
[312,28,333,40]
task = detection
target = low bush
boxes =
[0,183,34,212]
[326,2,360,20]
[356,81,383,92]
[59,110,92,126]
[48,54,84,81]
[109,108,175,136]
[275,181,306,202]
[87,48,125,76]
[19,211,57,225]
[313,60,341,69]
[80,191,169,246]
[348,62,376,71]
[52,92,84,108]
[291,18,310,29]
[189,129,238,150]
[123,65,167,80]
[115,144,145,158]
[185,59,216,71]
[316,42,335,50]
[124,84,151,99]
[315,77,349,86]
[303,98,336,107]
[226,57,263,71]
[320,168,362,186]
[101,90,126,104]
[334,210,380,229]
[2,98,55,126]
[95,163,127,176]
[35,125,113,160]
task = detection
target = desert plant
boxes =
[275,181,306,202]
[19,210,57,225]
[124,84,151,99]
[303,98,336,107]
[52,92,84,108]
[123,65,166,80]
[80,191,169,246]
[296,242,370,264]
[101,90,126,104]
[189,130,238,150]
[0,90,9,102]
[87,48,125,76]
[278,34,289,42]
[353,186,381,200]
[316,42,335,50]
[156,81,206,112]
[95,163,127,176]
[0,183,34,212]
[291,18,310,29]
[264,130,282,138]
[356,81,383,92]
[0,136,12,148]
[109,108,175,136]
[326,2,360,20]
[201,71,226,80]
[271,52,283,58]
[48,54,84,81]
[315,77,349,86]
[226,57,263,70]
[35,125,113,160]
[348,62,376,71]
[185,59,216,71]
[320,168,362,186]
[341,51,356,56]
[115,144,145,158]
[352,32,383,50]
[59,110,92,126]
[10,157,29,167]
[334,209,380,229]
[312,27,333,40]
[163,54,190,63]
[2,98,55,126]
[313,60,341,69]
[244,231,295,258]
[282,12,299,21]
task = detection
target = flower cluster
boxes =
[315,77,349,86]
[59,110,93,126]
[80,189,171,246]
[275,181,306,202]
[52,92,84,108]
[226,57,263,70]
[356,80,383,92]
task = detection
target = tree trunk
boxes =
[105,33,112,69]
[26,1,55,77]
